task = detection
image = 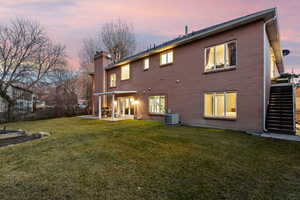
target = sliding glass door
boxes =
[116,97,135,118]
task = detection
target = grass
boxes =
[0,117,300,200]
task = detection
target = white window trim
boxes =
[204,41,237,72]
[160,50,173,66]
[110,73,116,87]
[121,64,130,80]
[148,95,166,115]
[204,92,237,119]
[144,58,150,70]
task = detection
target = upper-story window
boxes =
[160,50,173,66]
[121,64,130,80]
[205,41,237,72]
[110,73,116,87]
[144,58,150,70]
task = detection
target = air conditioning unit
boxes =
[165,113,180,125]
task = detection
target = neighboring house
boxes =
[35,100,48,109]
[55,83,78,116]
[78,99,88,109]
[91,8,296,134]
[0,85,34,115]
[34,86,58,109]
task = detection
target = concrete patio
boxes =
[78,115,133,121]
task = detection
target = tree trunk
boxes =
[6,102,12,122]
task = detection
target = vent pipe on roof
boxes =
[185,25,188,35]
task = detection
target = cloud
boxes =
[0,0,77,10]
[0,0,298,70]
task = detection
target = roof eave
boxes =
[106,8,276,70]
[265,16,284,73]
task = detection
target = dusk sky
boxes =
[0,0,299,72]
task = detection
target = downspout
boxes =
[263,16,277,132]
[103,54,112,108]
[103,62,106,107]
[293,84,296,134]
[263,23,267,132]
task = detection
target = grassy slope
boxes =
[0,117,300,200]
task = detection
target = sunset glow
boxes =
[0,0,298,71]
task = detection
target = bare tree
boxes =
[77,19,136,114]
[78,37,101,113]
[0,18,66,120]
[78,36,101,72]
[51,65,79,116]
[101,19,136,62]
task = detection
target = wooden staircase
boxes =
[266,85,295,134]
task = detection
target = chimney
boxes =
[185,25,188,35]
[92,51,110,114]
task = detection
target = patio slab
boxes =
[78,115,99,120]
[260,133,300,142]
[78,115,133,121]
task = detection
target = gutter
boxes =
[263,23,267,132]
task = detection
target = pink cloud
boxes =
[281,29,300,43]
[0,0,299,70]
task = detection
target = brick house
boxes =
[90,8,296,134]
[0,85,34,119]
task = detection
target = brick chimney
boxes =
[91,51,111,115]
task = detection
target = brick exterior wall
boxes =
[93,51,111,114]
[93,20,270,132]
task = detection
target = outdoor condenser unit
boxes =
[165,113,180,125]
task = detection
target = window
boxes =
[204,92,237,118]
[144,58,150,70]
[160,50,173,65]
[110,73,116,87]
[121,64,130,80]
[149,96,166,114]
[205,41,236,71]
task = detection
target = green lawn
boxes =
[0,118,300,200]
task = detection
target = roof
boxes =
[10,85,33,93]
[106,8,282,71]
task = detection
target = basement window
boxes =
[204,92,237,119]
[205,41,237,72]
[149,96,166,114]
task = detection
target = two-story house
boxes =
[0,85,34,118]
[91,8,296,134]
